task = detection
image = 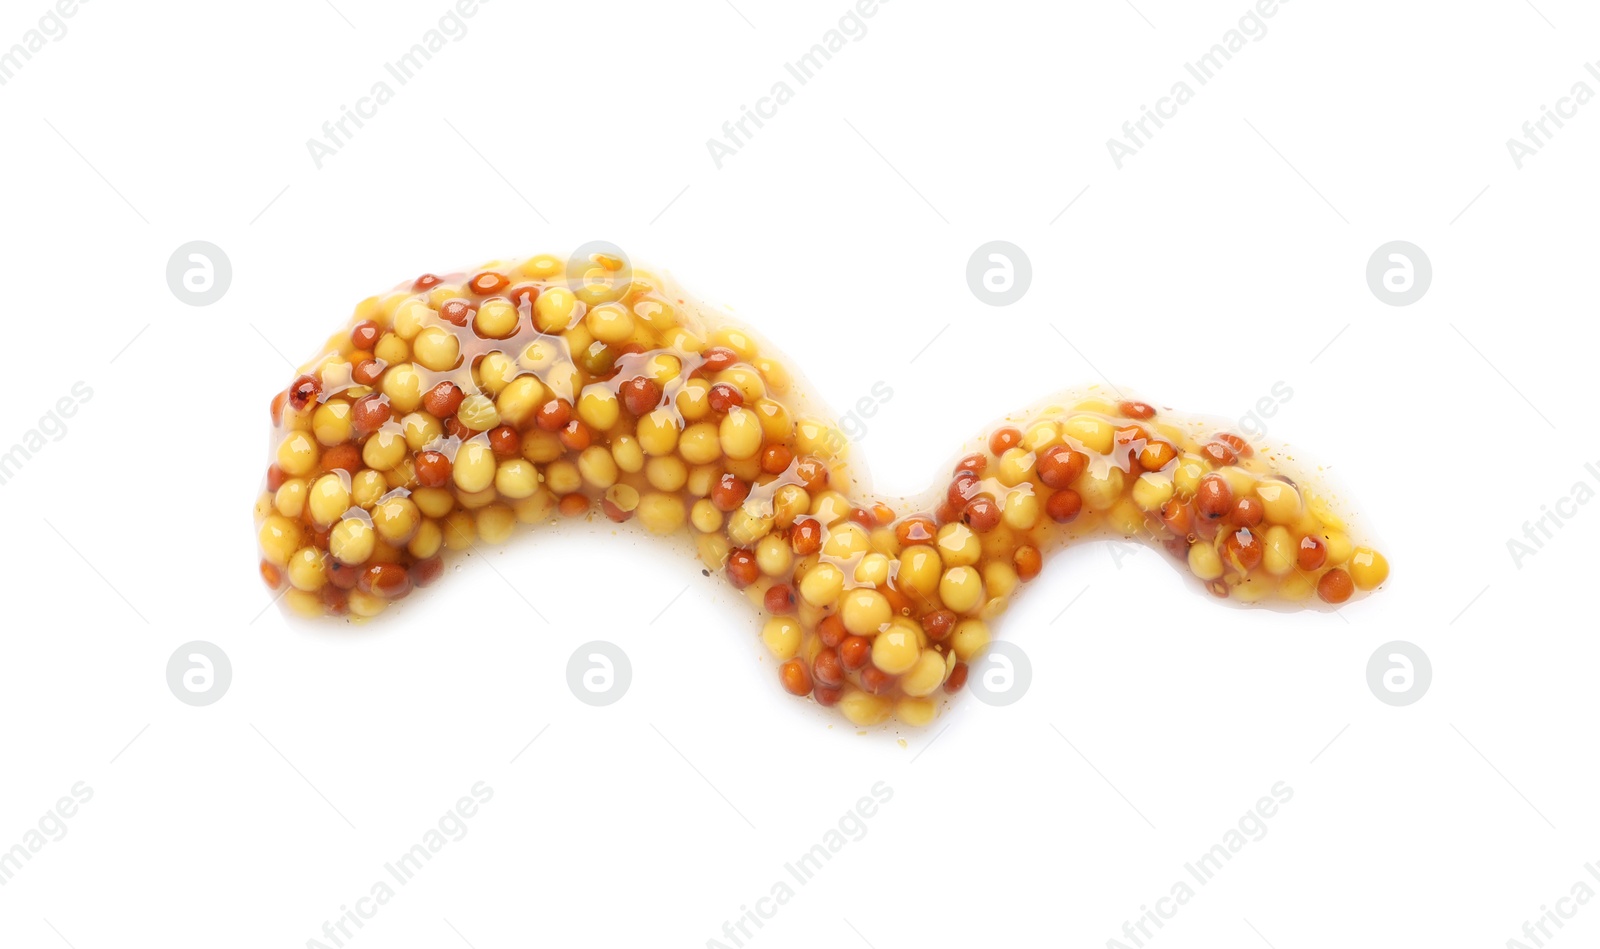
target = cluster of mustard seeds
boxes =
[255,252,1390,727]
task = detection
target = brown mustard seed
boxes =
[711,473,750,512]
[1200,442,1237,467]
[922,609,957,641]
[818,614,847,648]
[726,548,759,588]
[1195,474,1232,519]
[1297,534,1327,571]
[812,648,844,688]
[963,497,1002,532]
[790,518,822,555]
[839,635,870,671]
[1317,568,1354,603]
[779,658,813,696]
[1037,445,1087,488]
[351,320,380,350]
[1046,489,1083,523]
[764,584,796,614]
[988,426,1023,455]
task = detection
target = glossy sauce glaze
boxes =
[254,251,1390,727]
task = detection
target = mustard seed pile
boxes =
[255,252,1390,727]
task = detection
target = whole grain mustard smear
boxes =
[255,251,1390,727]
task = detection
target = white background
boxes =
[1,0,1597,946]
